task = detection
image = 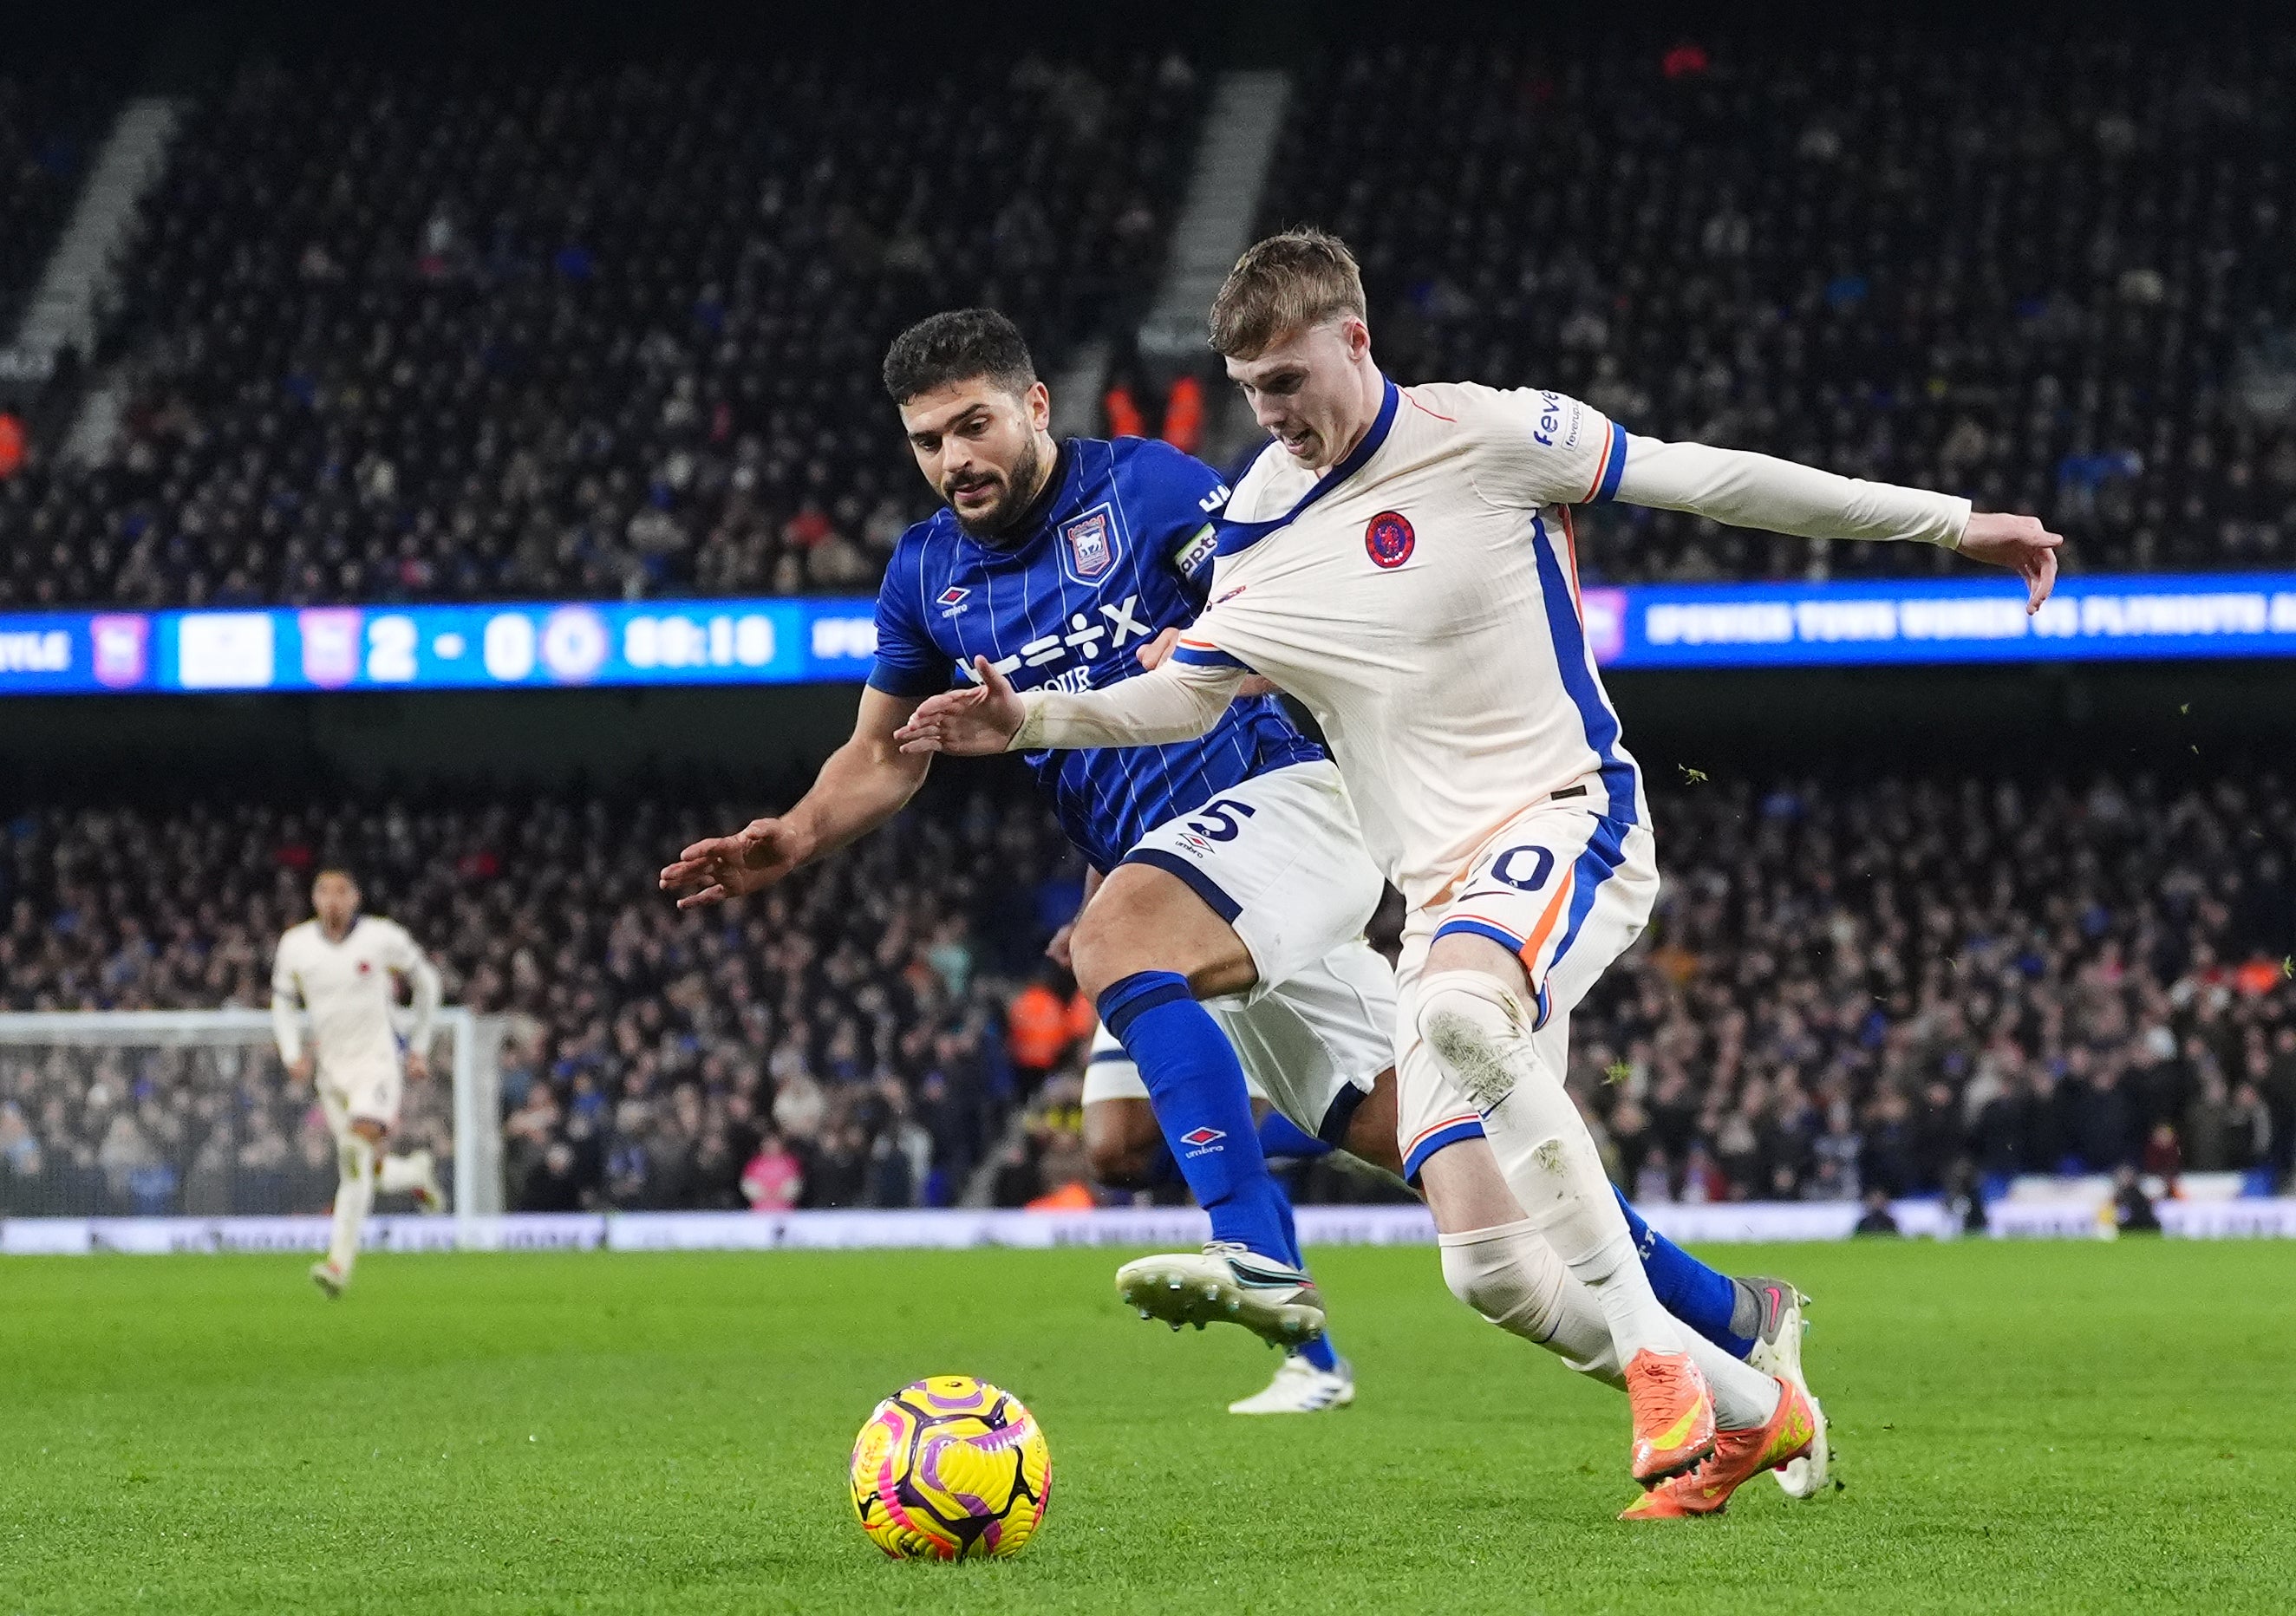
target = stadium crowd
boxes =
[0,778,1085,1217]
[0,53,1200,609]
[1267,34,2296,583]
[1,32,2291,607]
[3,766,2291,1217]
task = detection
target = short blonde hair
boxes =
[1208,229,1367,359]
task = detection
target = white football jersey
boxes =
[1018,375,1967,916]
[1175,380,1640,911]
[271,916,425,1074]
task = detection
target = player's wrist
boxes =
[1008,694,1043,751]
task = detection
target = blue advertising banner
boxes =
[0,598,883,695]
[3,574,2295,696]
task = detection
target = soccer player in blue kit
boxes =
[662,310,1820,1456]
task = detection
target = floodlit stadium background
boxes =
[4,0,2294,1251]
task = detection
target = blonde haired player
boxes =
[271,869,447,1295]
[898,230,2062,1515]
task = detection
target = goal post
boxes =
[0,1007,508,1225]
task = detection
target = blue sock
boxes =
[1258,1110,1334,1160]
[1099,971,1293,1263]
[1613,1186,1755,1359]
[1131,1137,1178,1186]
[1269,1189,1340,1371]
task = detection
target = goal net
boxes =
[0,1009,507,1222]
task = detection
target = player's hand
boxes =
[894,657,1027,755]
[1045,921,1076,972]
[659,818,809,909]
[1959,512,2064,615]
[287,1052,314,1085]
[1138,624,1280,699]
[403,1049,430,1083]
[1137,626,1184,672]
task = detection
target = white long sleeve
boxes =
[1010,656,1244,752]
[271,990,304,1065]
[1614,434,1969,549]
[402,953,442,1052]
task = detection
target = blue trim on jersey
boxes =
[1543,813,1630,1005]
[1215,379,1404,557]
[1431,918,1525,955]
[1592,421,1628,503]
[1119,847,1243,923]
[1529,515,1640,822]
[1317,1082,1372,1148]
[870,437,1325,871]
[1403,1119,1486,1183]
[1171,642,1252,670]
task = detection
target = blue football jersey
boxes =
[871,436,1327,871]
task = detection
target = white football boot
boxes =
[408,1150,448,1215]
[1228,1352,1355,1415]
[309,1259,348,1299]
[1115,1241,1327,1347]
[1741,1276,1830,1497]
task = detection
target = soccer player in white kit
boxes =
[898,231,2063,1513]
[271,870,447,1295]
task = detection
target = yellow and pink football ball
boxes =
[849,1376,1051,1560]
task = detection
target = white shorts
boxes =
[1393,795,1659,1180]
[317,1059,403,1136]
[1081,937,1398,1144]
[1118,759,1386,1002]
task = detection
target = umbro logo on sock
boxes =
[1179,1127,1226,1148]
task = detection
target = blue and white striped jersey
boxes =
[870,436,1327,871]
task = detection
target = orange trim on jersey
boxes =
[1405,388,1457,423]
[1518,867,1578,976]
[1177,637,1221,650]
[1407,1111,1484,1152]
[1422,785,1594,911]
[1581,424,1616,503]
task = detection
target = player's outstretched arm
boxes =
[400,946,441,1079]
[270,986,311,1083]
[660,686,930,909]
[896,652,1240,757]
[1613,436,2064,612]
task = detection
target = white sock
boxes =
[1685,1335,1784,1430]
[1438,1218,1781,1429]
[1438,1217,1623,1387]
[329,1136,375,1274]
[1416,970,1684,1364]
[378,1150,428,1193]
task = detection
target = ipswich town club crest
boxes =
[1062,508,1115,579]
[1365,511,1415,569]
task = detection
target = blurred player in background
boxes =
[271,870,446,1297]
[665,310,1808,1425]
[897,231,2059,1509]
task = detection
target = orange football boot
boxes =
[1624,1349,1717,1485]
[1620,1376,1818,1521]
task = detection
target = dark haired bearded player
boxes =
[897,233,2061,1514]
[668,307,1819,1442]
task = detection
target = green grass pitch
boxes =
[3,1238,2288,1614]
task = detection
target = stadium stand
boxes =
[0,71,100,330]
[4,30,2293,607]
[0,53,1201,609]
[4,769,2290,1215]
[1260,33,2296,583]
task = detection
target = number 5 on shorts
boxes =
[1187,798,1258,842]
